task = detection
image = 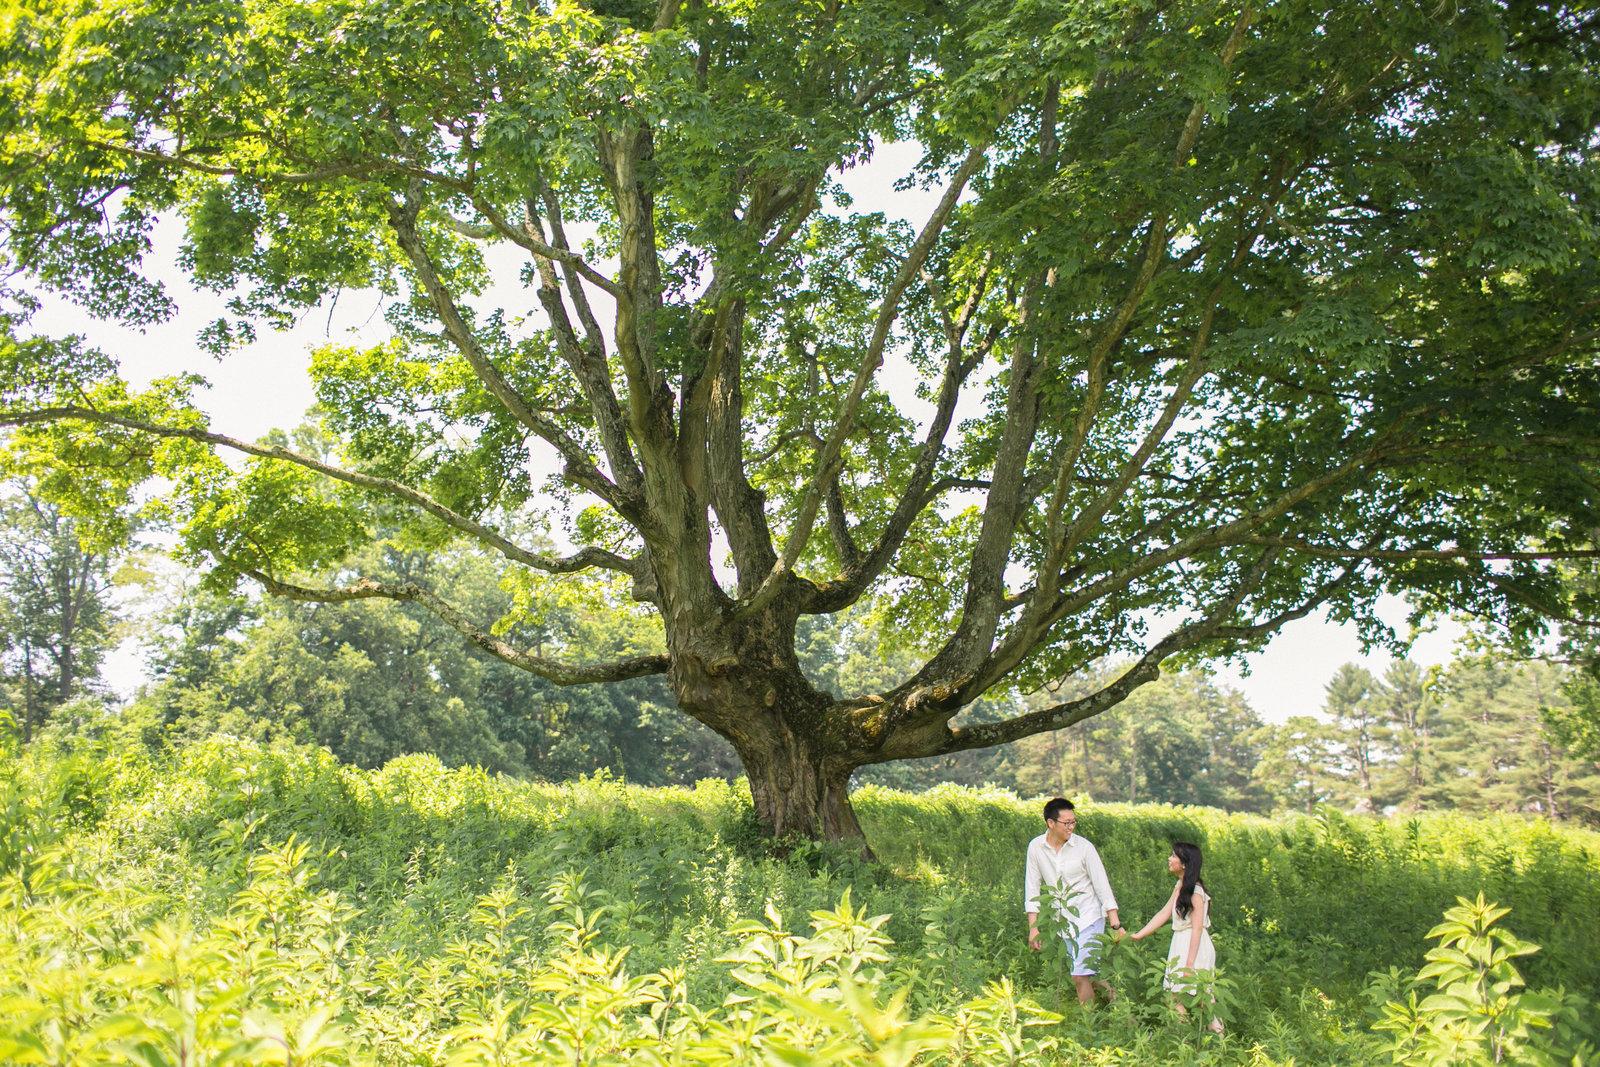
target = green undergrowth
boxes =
[3,732,1598,1065]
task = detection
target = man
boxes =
[1025,797,1124,1005]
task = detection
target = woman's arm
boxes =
[1131,885,1179,941]
[1182,891,1209,970]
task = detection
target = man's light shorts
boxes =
[1062,918,1106,977]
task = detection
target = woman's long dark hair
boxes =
[1172,841,1204,919]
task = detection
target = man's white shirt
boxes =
[1024,833,1119,935]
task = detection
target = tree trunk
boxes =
[664,602,875,853]
[741,735,867,846]
[58,649,74,706]
[22,641,35,744]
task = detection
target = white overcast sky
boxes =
[26,140,1463,722]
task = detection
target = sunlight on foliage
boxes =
[0,731,1597,1065]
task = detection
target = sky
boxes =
[24,142,1465,724]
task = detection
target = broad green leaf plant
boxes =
[1372,894,1595,1067]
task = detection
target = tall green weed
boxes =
[1370,894,1596,1066]
[1,732,1597,1065]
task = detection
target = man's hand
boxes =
[1028,928,1042,951]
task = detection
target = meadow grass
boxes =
[3,731,1597,1065]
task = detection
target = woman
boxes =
[1129,841,1224,1034]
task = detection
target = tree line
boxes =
[4,476,1596,825]
[1271,658,1600,823]
[844,642,1600,827]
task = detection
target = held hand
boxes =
[1028,931,1043,951]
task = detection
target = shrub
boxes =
[1369,894,1598,1066]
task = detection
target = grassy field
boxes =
[3,731,1598,1065]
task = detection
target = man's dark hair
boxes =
[1043,797,1075,822]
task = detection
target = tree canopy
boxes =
[2,0,1598,844]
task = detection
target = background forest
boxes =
[4,476,1598,827]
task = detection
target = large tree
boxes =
[2,0,1598,844]
[0,482,119,741]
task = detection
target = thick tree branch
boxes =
[1033,9,1261,581]
[0,405,642,578]
[929,548,1280,754]
[1044,159,1293,589]
[679,177,825,588]
[386,191,638,519]
[934,56,1254,675]
[597,127,673,463]
[1208,567,1360,642]
[748,428,824,467]
[736,142,989,621]
[1054,331,1211,568]
[706,299,782,592]
[935,418,1417,702]
[759,179,824,261]
[822,472,863,570]
[242,569,669,684]
[1023,8,1256,580]
[538,183,612,351]
[522,196,644,496]
[809,320,1000,614]
[468,193,625,299]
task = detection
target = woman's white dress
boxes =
[1164,884,1217,993]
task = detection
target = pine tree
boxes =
[1426,658,1595,821]
[0,482,119,741]
[1254,716,1340,814]
[1373,660,1441,811]
[1323,664,1385,810]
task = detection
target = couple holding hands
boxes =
[1024,797,1224,1033]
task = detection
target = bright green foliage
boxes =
[0,750,1068,1065]
[2,0,1599,845]
[1371,895,1595,1067]
[3,730,1600,1064]
[0,842,1062,1067]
